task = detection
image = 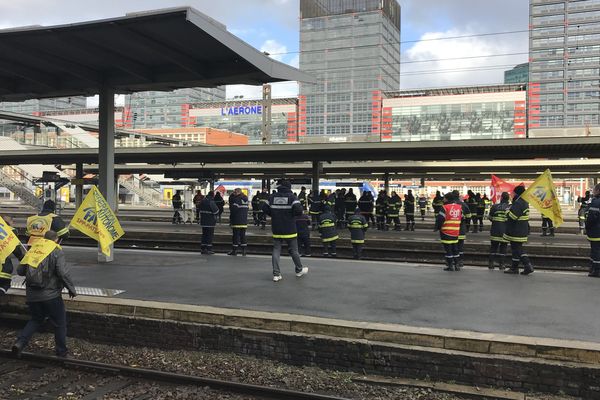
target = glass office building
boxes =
[382,85,527,141]
[0,97,87,115]
[126,87,225,129]
[187,98,299,144]
[529,0,600,136]
[504,63,530,84]
[299,0,401,140]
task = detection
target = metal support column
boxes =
[384,172,390,195]
[261,84,272,144]
[312,161,321,194]
[75,163,84,208]
[98,85,115,263]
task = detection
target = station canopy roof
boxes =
[0,7,314,102]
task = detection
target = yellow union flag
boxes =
[521,169,564,228]
[70,186,124,257]
[20,239,59,268]
[0,215,20,264]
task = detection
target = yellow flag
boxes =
[521,169,564,228]
[70,186,125,257]
[20,239,59,268]
[0,215,20,264]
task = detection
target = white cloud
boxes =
[260,39,288,62]
[401,29,528,89]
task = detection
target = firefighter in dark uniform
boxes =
[295,212,311,257]
[585,184,600,277]
[475,193,486,232]
[26,200,69,246]
[347,208,368,259]
[541,216,555,237]
[308,191,322,231]
[298,187,308,211]
[334,189,346,228]
[214,191,225,223]
[199,192,219,255]
[388,191,402,231]
[466,190,477,232]
[488,192,510,270]
[578,191,591,235]
[171,190,183,224]
[0,217,25,296]
[375,191,389,231]
[404,190,416,231]
[432,191,444,217]
[358,191,374,227]
[344,188,358,223]
[318,205,339,257]
[418,194,428,221]
[257,189,270,229]
[227,188,249,256]
[435,192,462,271]
[503,185,533,275]
[251,191,262,226]
[453,190,471,270]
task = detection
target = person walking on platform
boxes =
[214,191,225,223]
[347,208,368,259]
[466,190,477,233]
[503,186,533,275]
[488,192,510,270]
[585,184,600,277]
[578,191,591,235]
[295,212,312,257]
[435,192,462,271]
[453,190,471,269]
[171,191,183,224]
[227,188,249,256]
[308,191,323,231]
[0,217,25,296]
[541,216,555,237]
[432,191,444,218]
[199,192,219,255]
[418,194,428,221]
[388,191,402,231]
[335,189,346,228]
[404,190,416,231]
[475,193,486,232]
[258,189,270,229]
[344,188,358,224]
[262,180,308,282]
[358,191,374,227]
[375,191,389,231]
[318,206,339,257]
[298,186,308,211]
[13,230,77,358]
[26,200,69,246]
[193,190,204,224]
[251,191,262,226]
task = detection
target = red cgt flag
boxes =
[490,175,522,203]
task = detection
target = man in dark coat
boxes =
[503,186,533,275]
[228,188,249,256]
[199,192,219,255]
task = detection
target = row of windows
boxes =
[538,79,600,91]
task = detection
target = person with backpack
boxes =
[12,230,77,358]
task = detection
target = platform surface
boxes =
[9,246,598,344]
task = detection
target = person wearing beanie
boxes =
[585,184,600,277]
[503,185,534,275]
[263,179,308,282]
[26,199,69,246]
[488,192,510,270]
[347,208,368,259]
[318,205,339,257]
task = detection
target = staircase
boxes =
[0,166,42,209]
[119,175,166,208]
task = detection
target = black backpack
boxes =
[25,257,51,289]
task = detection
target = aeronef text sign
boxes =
[220,106,263,116]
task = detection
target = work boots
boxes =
[504,260,520,274]
[549,229,555,237]
[411,223,415,231]
[241,246,247,257]
[443,258,456,271]
[455,257,463,271]
[488,255,495,270]
[405,223,410,231]
[520,256,534,275]
[227,246,237,256]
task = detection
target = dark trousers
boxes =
[298,233,311,256]
[542,218,554,235]
[443,242,459,267]
[232,228,247,247]
[510,241,532,270]
[420,209,426,220]
[323,240,337,256]
[389,216,400,229]
[173,209,182,223]
[201,227,215,249]
[490,240,508,267]
[476,213,484,229]
[364,213,375,225]
[457,239,465,258]
[195,209,200,223]
[252,211,260,225]
[18,296,67,356]
[352,243,363,259]
[376,215,386,230]
[405,213,415,227]
[591,241,600,272]
[310,214,319,230]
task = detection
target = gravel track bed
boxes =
[0,328,576,400]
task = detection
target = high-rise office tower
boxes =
[299,0,401,141]
[529,0,600,137]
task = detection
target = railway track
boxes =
[0,351,350,400]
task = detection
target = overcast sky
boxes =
[0,0,529,102]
